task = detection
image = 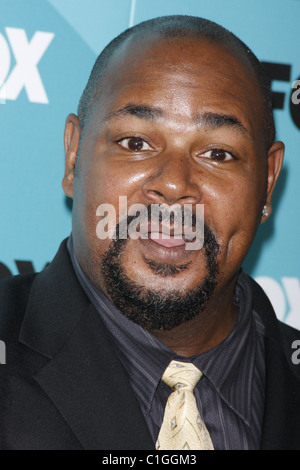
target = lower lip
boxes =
[138,235,193,262]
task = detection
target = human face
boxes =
[63,35,283,316]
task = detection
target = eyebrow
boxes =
[196,112,251,137]
[104,103,252,137]
[104,104,164,122]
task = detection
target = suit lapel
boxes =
[19,239,154,450]
[34,303,154,450]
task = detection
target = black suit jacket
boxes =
[0,239,300,450]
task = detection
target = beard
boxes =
[99,213,221,331]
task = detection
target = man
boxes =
[0,15,299,450]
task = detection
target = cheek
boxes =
[87,154,145,201]
[208,170,266,266]
[75,162,123,216]
[73,158,146,248]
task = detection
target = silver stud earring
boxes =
[262,205,269,217]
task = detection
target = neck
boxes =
[150,281,238,357]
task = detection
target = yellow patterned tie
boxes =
[156,360,214,450]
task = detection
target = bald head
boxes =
[77,15,275,149]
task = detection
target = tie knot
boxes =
[161,360,202,392]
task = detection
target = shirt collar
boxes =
[191,270,262,425]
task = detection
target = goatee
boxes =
[100,220,220,331]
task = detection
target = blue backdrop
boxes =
[1,0,299,328]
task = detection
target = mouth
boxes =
[148,231,196,248]
[137,226,200,263]
[141,221,198,248]
[149,232,186,248]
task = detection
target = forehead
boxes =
[89,35,264,141]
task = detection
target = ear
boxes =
[62,113,81,199]
[260,140,285,223]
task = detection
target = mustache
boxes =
[113,204,220,255]
[115,204,202,238]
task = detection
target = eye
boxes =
[117,136,152,152]
[199,148,235,162]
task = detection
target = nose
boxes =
[142,152,202,206]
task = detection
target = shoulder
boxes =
[0,272,37,297]
[277,319,300,342]
[0,273,37,341]
[243,271,300,375]
[247,273,300,333]
[0,239,70,342]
